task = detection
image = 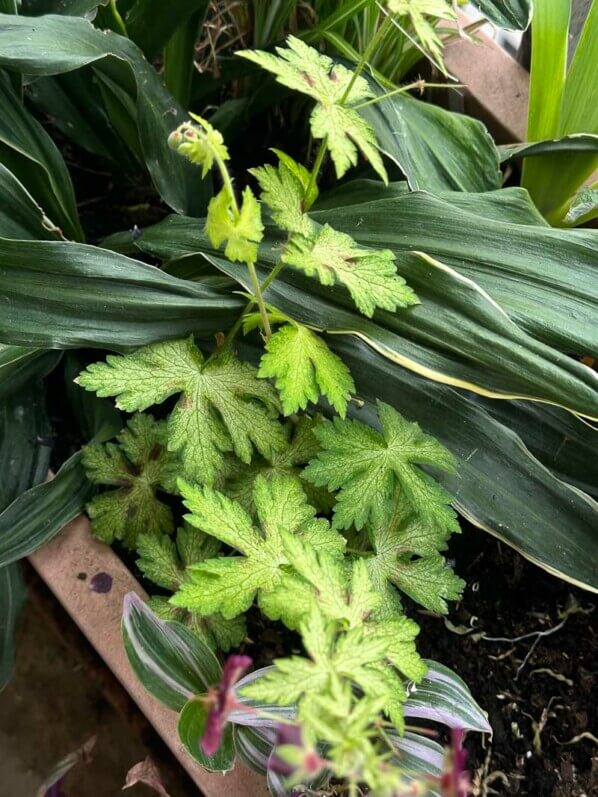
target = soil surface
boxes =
[415,524,597,797]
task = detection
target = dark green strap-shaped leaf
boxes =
[315,179,550,227]
[0,237,242,348]
[63,352,122,443]
[27,70,137,171]
[0,383,52,509]
[0,345,60,401]
[0,13,209,216]
[123,176,597,358]
[206,248,598,420]
[0,451,94,567]
[20,0,108,15]
[312,190,598,357]
[471,0,531,30]
[362,90,501,193]
[108,209,598,417]
[178,699,235,772]
[125,0,208,59]
[122,592,222,712]
[0,563,25,690]
[0,162,61,241]
[0,72,83,241]
[481,398,598,500]
[501,134,598,163]
[331,337,598,590]
[0,383,52,689]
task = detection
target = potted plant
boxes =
[0,1,596,795]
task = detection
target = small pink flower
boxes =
[268,722,325,781]
[441,729,470,797]
[200,655,252,756]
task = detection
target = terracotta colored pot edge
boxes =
[445,13,529,143]
[28,513,269,797]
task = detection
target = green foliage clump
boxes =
[78,35,466,795]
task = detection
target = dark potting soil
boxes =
[416,526,596,796]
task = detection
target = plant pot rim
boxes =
[28,512,269,797]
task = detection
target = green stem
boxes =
[304,136,328,210]
[247,261,272,340]
[222,256,287,349]
[354,80,460,110]
[214,153,240,217]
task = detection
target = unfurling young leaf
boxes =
[82,414,177,549]
[170,474,345,622]
[304,400,458,532]
[139,527,246,652]
[241,599,424,731]
[239,36,388,182]
[365,494,464,613]
[259,323,355,417]
[206,185,264,263]
[283,224,418,317]
[77,337,285,485]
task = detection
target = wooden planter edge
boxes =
[28,513,269,797]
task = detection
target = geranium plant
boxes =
[75,37,491,794]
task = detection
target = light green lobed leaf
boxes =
[282,224,417,318]
[304,400,458,533]
[259,323,355,417]
[206,186,264,264]
[239,36,387,182]
[171,474,345,621]
[77,337,284,485]
[82,414,177,549]
[250,161,314,237]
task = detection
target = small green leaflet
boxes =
[82,414,177,549]
[250,161,313,237]
[239,35,371,107]
[259,323,355,417]
[282,225,418,317]
[365,494,464,614]
[310,103,388,184]
[239,36,387,182]
[260,535,426,686]
[206,186,264,264]
[171,474,345,620]
[304,400,458,532]
[77,338,285,485]
[139,527,246,652]
[271,148,319,209]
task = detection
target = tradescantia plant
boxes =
[75,42,486,791]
